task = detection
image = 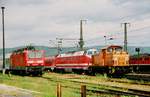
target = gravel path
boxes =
[0,84,40,97]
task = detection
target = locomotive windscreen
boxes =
[86,49,98,55]
[28,51,43,58]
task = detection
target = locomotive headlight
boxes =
[27,61,34,63]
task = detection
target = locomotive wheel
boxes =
[86,67,95,76]
[103,73,108,78]
[108,67,115,74]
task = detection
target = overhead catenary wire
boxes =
[85,26,150,44]
[96,11,150,41]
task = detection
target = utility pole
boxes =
[1,7,5,74]
[122,23,130,52]
[79,20,86,50]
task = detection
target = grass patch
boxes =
[0,73,138,97]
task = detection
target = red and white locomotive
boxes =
[45,49,97,72]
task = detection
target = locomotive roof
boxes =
[12,46,36,53]
[107,45,122,49]
[57,50,85,57]
[56,48,97,57]
[102,45,122,50]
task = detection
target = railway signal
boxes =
[135,48,140,60]
[135,47,140,69]
[104,36,107,46]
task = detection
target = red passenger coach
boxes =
[54,49,97,72]
[129,54,150,65]
[10,48,45,75]
[129,54,150,73]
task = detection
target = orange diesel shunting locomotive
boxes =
[91,45,129,74]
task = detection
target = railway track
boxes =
[87,88,150,97]
[67,79,150,97]
[61,84,150,97]
[125,73,150,81]
[106,78,150,86]
[42,73,150,97]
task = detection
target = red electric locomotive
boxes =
[10,46,45,75]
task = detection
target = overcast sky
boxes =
[0,0,150,48]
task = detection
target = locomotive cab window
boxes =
[115,48,122,52]
[35,52,43,58]
[87,51,93,55]
[28,51,35,58]
[107,46,122,52]
[86,49,98,55]
[107,48,113,52]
